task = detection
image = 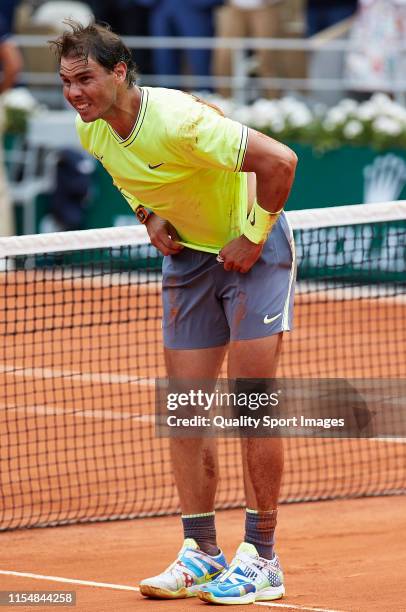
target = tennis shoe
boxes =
[139,538,228,599]
[197,542,285,605]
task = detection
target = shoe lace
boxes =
[215,552,252,583]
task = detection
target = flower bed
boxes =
[209,93,406,152]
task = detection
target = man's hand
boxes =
[218,235,263,273]
[145,214,184,256]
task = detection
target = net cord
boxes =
[0,200,405,257]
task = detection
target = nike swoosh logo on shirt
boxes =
[250,210,256,226]
[264,313,282,324]
[148,162,164,169]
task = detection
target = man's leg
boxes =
[228,334,284,514]
[198,334,285,605]
[140,344,229,599]
[164,345,227,515]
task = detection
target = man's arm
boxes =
[0,38,23,94]
[241,128,297,214]
[219,129,297,273]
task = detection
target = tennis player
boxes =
[52,22,297,606]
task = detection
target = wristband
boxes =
[243,201,283,244]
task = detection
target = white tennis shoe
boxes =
[139,538,228,599]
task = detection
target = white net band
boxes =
[0,200,405,257]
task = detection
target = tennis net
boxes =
[0,201,405,530]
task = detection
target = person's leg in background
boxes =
[250,2,283,99]
[87,0,117,28]
[306,1,357,36]
[1,0,19,31]
[213,4,246,98]
[306,1,322,37]
[175,4,216,89]
[115,2,153,76]
[326,3,357,30]
[150,3,182,84]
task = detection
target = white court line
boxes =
[375,437,406,443]
[255,603,345,612]
[295,281,406,303]
[0,364,155,387]
[0,570,345,612]
[1,403,154,423]
[0,570,137,592]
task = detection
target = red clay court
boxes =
[0,205,405,611]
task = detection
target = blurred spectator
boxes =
[214,0,284,98]
[0,12,23,236]
[1,1,20,31]
[145,0,224,86]
[40,148,94,233]
[345,0,406,92]
[306,0,357,36]
[87,0,153,75]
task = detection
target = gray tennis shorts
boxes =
[162,213,296,349]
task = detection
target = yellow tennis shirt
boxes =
[76,87,249,253]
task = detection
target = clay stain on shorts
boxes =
[166,275,180,325]
[232,290,247,334]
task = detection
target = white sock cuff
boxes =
[182,511,215,519]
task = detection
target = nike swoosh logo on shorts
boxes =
[250,210,256,226]
[264,313,282,324]
[148,162,164,169]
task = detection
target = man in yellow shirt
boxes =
[52,21,297,606]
